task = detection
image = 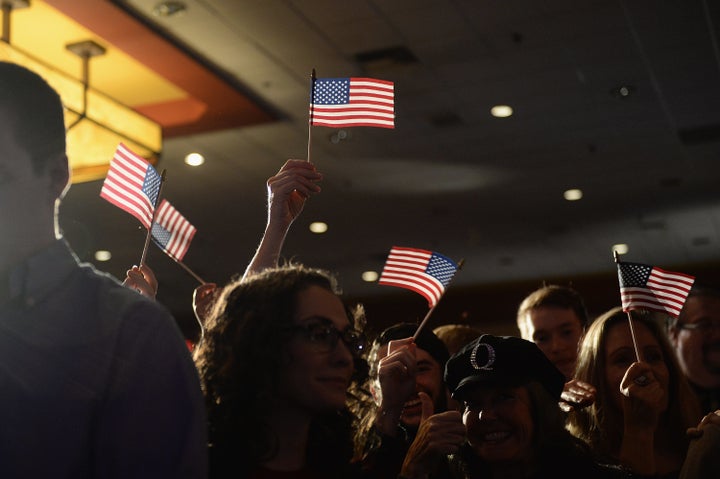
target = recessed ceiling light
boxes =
[153,1,187,17]
[309,222,328,234]
[95,250,112,262]
[184,153,205,166]
[612,244,629,255]
[490,105,513,118]
[362,271,379,282]
[563,189,583,201]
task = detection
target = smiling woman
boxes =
[193,264,369,479]
[443,335,634,479]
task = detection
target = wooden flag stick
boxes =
[614,250,641,362]
[174,257,206,285]
[413,258,465,340]
[140,169,166,266]
[306,68,317,162]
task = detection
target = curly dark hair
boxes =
[193,264,368,478]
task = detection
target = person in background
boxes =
[0,61,207,478]
[433,323,483,411]
[194,264,368,478]
[433,323,482,356]
[567,307,701,476]
[356,323,465,479]
[443,334,633,479]
[667,285,720,414]
[516,284,596,410]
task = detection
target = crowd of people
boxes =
[2,61,720,478]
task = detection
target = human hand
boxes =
[377,338,418,414]
[620,361,664,431]
[400,392,465,478]
[687,410,720,439]
[122,264,158,299]
[193,283,218,325]
[266,159,322,228]
[559,379,596,412]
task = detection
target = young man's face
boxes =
[521,306,584,380]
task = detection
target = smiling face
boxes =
[277,285,355,414]
[604,320,670,413]
[462,384,534,464]
[522,306,584,380]
[374,344,445,428]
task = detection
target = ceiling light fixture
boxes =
[0,2,162,183]
[94,250,112,262]
[152,1,187,17]
[184,152,205,166]
[563,188,583,201]
[490,105,513,118]
[361,271,379,282]
[309,222,328,234]
[612,244,629,255]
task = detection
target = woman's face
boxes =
[463,385,535,464]
[278,285,356,414]
[603,320,670,413]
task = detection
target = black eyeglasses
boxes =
[676,319,720,332]
[292,321,366,357]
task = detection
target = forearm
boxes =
[619,429,655,475]
[242,218,292,279]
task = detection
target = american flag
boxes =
[310,77,394,128]
[379,246,458,307]
[100,143,161,229]
[151,199,197,261]
[617,261,695,318]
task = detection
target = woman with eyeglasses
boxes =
[193,264,369,478]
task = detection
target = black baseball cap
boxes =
[444,334,565,400]
[377,323,450,369]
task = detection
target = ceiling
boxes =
[29,0,720,335]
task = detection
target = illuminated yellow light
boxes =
[309,222,328,234]
[185,153,205,166]
[612,244,629,255]
[490,105,513,118]
[362,271,379,282]
[94,250,112,261]
[0,42,162,183]
[563,189,583,201]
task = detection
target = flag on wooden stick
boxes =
[100,143,161,229]
[310,77,394,128]
[379,246,458,307]
[151,199,196,262]
[617,261,694,318]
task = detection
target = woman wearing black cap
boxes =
[443,334,637,479]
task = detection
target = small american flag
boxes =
[100,143,161,229]
[310,77,394,128]
[617,261,695,318]
[379,246,458,307]
[151,199,196,262]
